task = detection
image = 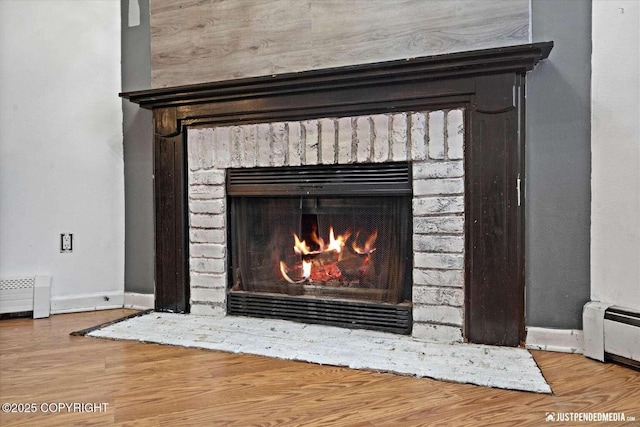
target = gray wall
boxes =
[122,0,154,294]
[525,0,592,329]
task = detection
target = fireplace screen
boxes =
[230,195,411,304]
[227,162,413,306]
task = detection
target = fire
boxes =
[292,226,349,256]
[279,226,376,284]
[280,260,312,284]
[352,229,378,255]
[293,234,310,255]
[302,260,312,278]
[327,227,350,253]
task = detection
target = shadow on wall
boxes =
[123,101,154,295]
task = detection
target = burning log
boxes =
[279,225,378,286]
[305,250,339,267]
[336,251,361,279]
[303,250,343,282]
[337,251,376,286]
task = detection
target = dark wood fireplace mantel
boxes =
[121,42,552,346]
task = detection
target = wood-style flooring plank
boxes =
[1,309,639,426]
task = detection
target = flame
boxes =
[310,227,325,251]
[280,226,376,283]
[352,229,378,255]
[302,260,312,278]
[327,227,350,253]
[293,233,310,255]
[292,226,350,255]
[279,260,311,283]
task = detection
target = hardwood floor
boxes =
[1,310,638,426]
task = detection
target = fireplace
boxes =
[226,163,413,333]
[121,42,553,346]
[187,109,466,339]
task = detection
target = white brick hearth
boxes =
[88,313,551,394]
[187,109,466,342]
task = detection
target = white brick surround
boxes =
[187,109,465,342]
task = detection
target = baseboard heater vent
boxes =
[0,276,51,318]
[228,292,412,335]
[604,306,640,370]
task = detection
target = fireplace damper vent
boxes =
[227,162,411,196]
[228,293,412,335]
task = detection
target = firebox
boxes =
[226,162,413,334]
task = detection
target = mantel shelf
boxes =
[121,42,552,110]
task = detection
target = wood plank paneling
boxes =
[1,310,639,426]
[150,0,529,88]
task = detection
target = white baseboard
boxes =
[51,292,124,314]
[525,327,584,354]
[124,292,154,310]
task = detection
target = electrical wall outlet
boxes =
[60,233,73,253]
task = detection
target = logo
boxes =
[545,412,556,422]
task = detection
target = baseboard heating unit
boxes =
[0,276,51,318]
[604,306,640,370]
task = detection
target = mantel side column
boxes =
[466,72,525,346]
[153,107,189,313]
